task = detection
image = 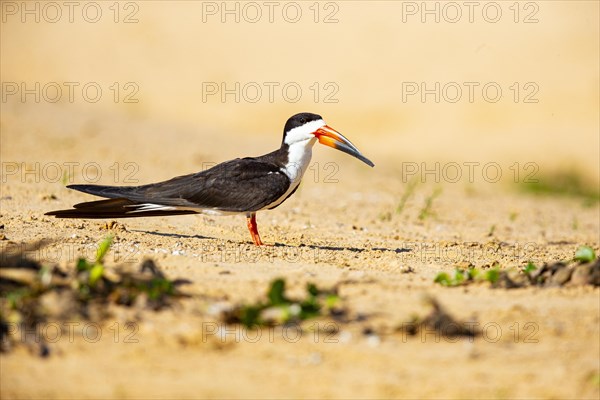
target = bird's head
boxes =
[282,112,374,167]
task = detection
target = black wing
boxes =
[45,198,199,219]
[62,158,292,212]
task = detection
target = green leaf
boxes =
[306,283,319,297]
[89,263,104,286]
[484,268,500,284]
[279,304,292,323]
[453,269,465,285]
[434,272,451,286]
[325,294,340,308]
[147,278,174,300]
[299,307,321,320]
[95,235,114,264]
[76,257,91,272]
[61,170,70,185]
[396,177,419,215]
[467,268,479,280]
[574,246,596,263]
[240,306,262,328]
[267,279,287,305]
[523,262,537,274]
[233,279,340,327]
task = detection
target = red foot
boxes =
[246,213,265,246]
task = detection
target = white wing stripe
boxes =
[125,203,177,213]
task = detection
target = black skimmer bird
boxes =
[46,113,374,245]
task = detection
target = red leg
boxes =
[246,213,264,246]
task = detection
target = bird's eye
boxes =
[300,118,306,124]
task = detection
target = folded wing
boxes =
[46,158,292,218]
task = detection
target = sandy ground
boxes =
[1,1,600,399]
[1,101,599,399]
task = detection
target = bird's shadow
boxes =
[131,229,411,254]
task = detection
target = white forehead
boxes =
[284,119,326,145]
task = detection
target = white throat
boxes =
[281,119,325,184]
[281,137,317,184]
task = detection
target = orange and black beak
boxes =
[314,125,374,167]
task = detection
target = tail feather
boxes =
[67,184,139,200]
[72,198,135,209]
[45,198,198,219]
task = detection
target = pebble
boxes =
[366,334,381,347]
[570,261,600,286]
[338,330,352,344]
[550,267,573,286]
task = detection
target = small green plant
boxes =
[1,237,187,356]
[574,246,596,263]
[484,268,501,284]
[519,170,599,204]
[396,178,419,215]
[434,269,468,286]
[434,266,500,287]
[434,247,599,290]
[227,278,340,328]
[523,262,538,275]
[61,170,71,186]
[76,235,113,290]
[433,272,452,286]
[418,187,442,221]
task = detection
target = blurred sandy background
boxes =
[2,0,598,183]
[2,3,600,399]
